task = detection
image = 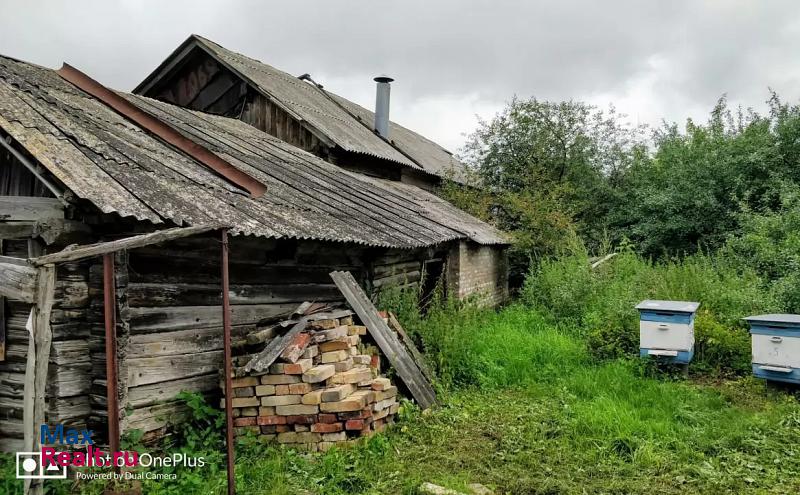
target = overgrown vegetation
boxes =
[5,92,800,494]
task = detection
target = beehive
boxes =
[744,314,800,384]
[635,300,700,364]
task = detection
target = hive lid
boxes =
[743,314,800,325]
[635,300,701,313]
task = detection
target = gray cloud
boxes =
[2,0,799,151]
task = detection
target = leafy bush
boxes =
[523,248,775,373]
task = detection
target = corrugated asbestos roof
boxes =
[187,35,466,181]
[0,55,507,248]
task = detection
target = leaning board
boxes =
[329,271,436,409]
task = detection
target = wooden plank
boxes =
[0,222,35,239]
[0,196,63,221]
[387,311,435,384]
[33,265,55,452]
[31,225,221,266]
[127,373,218,408]
[0,295,4,362]
[126,282,342,307]
[329,271,436,409]
[242,318,309,374]
[0,261,37,303]
[128,327,223,357]
[127,350,223,387]
[128,303,298,333]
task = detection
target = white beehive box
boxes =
[744,314,800,384]
[635,300,700,364]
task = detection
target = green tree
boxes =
[444,97,645,284]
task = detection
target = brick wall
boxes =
[447,241,508,307]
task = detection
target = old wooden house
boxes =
[0,44,507,453]
[134,35,466,190]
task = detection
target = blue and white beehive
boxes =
[635,300,700,364]
[744,314,800,384]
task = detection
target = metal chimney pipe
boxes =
[373,75,393,139]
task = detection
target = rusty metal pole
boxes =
[102,253,120,474]
[221,230,236,495]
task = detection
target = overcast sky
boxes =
[2,1,799,152]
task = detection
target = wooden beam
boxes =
[0,222,35,240]
[0,197,63,222]
[329,271,436,409]
[0,261,37,303]
[31,225,222,265]
[387,311,435,384]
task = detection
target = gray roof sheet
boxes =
[743,314,800,325]
[635,300,701,313]
[0,55,507,249]
[189,36,467,181]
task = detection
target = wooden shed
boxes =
[0,53,508,452]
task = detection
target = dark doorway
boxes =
[420,259,445,312]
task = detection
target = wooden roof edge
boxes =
[30,224,224,266]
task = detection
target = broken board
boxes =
[330,270,436,409]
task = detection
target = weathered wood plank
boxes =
[127,303,298,333]
[127,350,223,387]
[31,225,221,266]
[0,196,63,222]
[387,311,436,384]
[330,271,436,409]
[128,327,223,357]
[125,400,190,434]
[126,282,342,307]
[32,265,55,453]
[126,374,218,408]
[0,261,37,303]
[242,318,308,374]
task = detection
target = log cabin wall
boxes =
[104,235,368,441]
[369,246,449,301]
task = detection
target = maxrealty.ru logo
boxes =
[16,424,205,480]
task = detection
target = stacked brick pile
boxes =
[223,314,400,451]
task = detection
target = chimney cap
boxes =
[374,75,394,83]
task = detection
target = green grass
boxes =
[4,305,798,494]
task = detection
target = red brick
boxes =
[275,385,291,395]
[257,415,287,426]
[338,407,373,420]
[345,419,365,430]
[275,425,290,433]
[318,413,339,424]
[311,422,344,433]
[234,417,257,427]
[286,414,317,425]
[280,333,311,363]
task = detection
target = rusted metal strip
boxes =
[56,63,266,198]
[103,254,120,473]
[221,230,236,495]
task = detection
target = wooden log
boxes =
[0,196,63,222]
[126,374,218,408]
[53,280,89,309]
[31,225,221,266]
[126,282,342,307]
[0,222,34,240]
[372,271,421,289]
[127,303,298,333]
[46,396,91,423]
[0,261,37,303]
[125,400,191,433]
[127,327,223,357]
[126,350,223,387]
